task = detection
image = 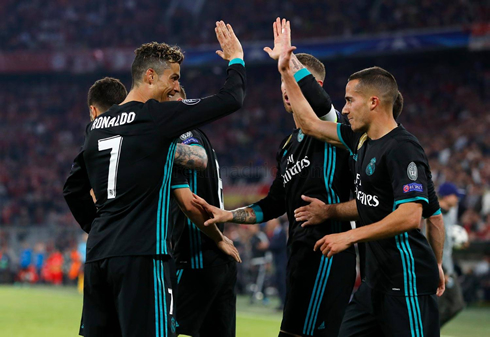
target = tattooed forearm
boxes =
[175,144,208,171]
[290,53,305,73]
[231,207,257,224]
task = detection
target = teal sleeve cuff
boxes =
[229,58,245,67]
[188,143,204,148]
[431,209,442,216]
[171,184,190,190]
[250,204,264,223]
[294,68,311,82]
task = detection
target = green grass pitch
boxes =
[0,285,489,337]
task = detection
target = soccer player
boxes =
[167,87,239,337]
[193,18,356,337]
[277,21,444,336]
[63,21,246,337]
[436,182,465,326]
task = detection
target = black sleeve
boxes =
[63,150,96,233]
[337,123,362,156]
[423,171,441,218]
[297,73,335,120]
[387,141,429,209]
[147,64,246,138]
[170,167,190,190]
[249,138,288,222]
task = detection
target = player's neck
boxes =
[120,87,152,105]
[367,113,398,140]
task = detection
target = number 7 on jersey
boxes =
[98,135,123,199]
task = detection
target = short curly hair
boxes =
[131,42,184,87]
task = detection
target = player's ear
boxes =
[370,96,380,111]
[145,68,156,85]
[89,106,97,121]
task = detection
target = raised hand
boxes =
[215,21,244,61]
[217,236,242,263]
[191,193,233,226]
[295,195,330,227]
[277,20,296,74]
[264,17,290,60]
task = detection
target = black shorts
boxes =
[339,282,440,337]
[281,243,356,337]
[175,262,236,337]
[82,255,176,337]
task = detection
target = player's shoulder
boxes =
[385,125,427,157]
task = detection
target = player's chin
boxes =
[283,102,293,113]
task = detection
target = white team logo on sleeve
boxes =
[180,131,193,140]
[407,162,418,181]
[181,99,201,105]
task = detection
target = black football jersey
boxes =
[250,73,354,248]
[338,124,439,296]
[63,63,246,263]
[170,129,234,269]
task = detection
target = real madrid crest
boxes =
[297,129,304,142]
[407,162,418,181]
[366,157,376,176]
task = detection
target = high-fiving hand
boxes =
[277,20,296,74]
[215,21,244,61]
[264,17,290,60]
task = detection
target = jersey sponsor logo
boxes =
[181,98,201,105]
[182,137,200,145]
[91,112,136,130]
[297,129,305,142]
[180,131,193,140]
[365,157,376,176]
[403,183,423,193]
[354,173,380,207]
[282,155,311,186]
[407,162,418,181]
[356,190,380,207]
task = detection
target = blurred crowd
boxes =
[1,0,484,51]
[0,231,86,285]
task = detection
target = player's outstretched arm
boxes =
[295,198,359,227]
[192,194,258,225]
[265,18,337,124]
[174,144,208,171]
[426,213,445,296]
[149,21,246,138]
[277,20,341,146]
[173,188,241,263]
[314,203,422,258]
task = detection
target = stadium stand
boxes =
[0,0,484,51]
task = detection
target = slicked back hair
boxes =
[296,53,326,82]
[87,77,127,112]
[131,42,184,88]
[348,66,398,107]
[393,91,404,120]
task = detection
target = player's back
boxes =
[84,101,178,262]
